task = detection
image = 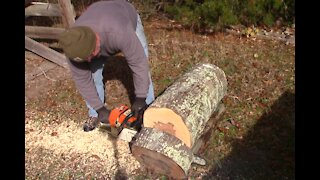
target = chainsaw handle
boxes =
[120,111,135,129]
[120,103,149,130]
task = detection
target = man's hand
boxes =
[131,97,147,117]
[97,106,111,124]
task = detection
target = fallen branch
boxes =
[225,29,295,45]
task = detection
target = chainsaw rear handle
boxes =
[121,111,135,127]
[121,103,149,129]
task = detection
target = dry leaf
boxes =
[51,131,58,136]
[230,119,240,128]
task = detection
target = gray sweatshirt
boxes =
[67,0,150,110]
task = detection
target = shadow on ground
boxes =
[203,91,295,179]
[101,55,135,105]
[100,55,134,180]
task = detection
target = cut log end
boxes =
[130,127,193,179]
[132,146,187,179]
[143,108,191,147]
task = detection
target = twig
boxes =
[227,95,241,102]
[40,67,56,81]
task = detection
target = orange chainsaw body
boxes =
[109,104,137,127]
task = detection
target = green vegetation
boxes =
[134,0,295,31]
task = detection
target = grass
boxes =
[143,20,294,179]
[25,7,295,180]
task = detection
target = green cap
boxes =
[58,26,96,62]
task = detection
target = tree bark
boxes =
[191,103,225,154]
[131,127,193,179]
[143,63,228,147]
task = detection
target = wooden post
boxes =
[58,0,76,28]
[25,3,62,17]
[25,0,74,80]
[25,36,69,70]
[25,26,65,39]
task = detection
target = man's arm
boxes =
[67,59,105,110]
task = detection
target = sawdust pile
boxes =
[25,110,141,179]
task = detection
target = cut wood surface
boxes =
[25,26,65,40]
[25,3,62,17]
[131,127,193,179]
[143,63,227,147]
[25,36,69,70]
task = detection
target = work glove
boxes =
[97,106,111,124]
[131,97,147,118]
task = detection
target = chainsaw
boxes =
[99,104,146,142]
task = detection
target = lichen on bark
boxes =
[148,63,227,146]
[132,127,194,175]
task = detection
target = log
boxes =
[131,63,227,178]
[58,0,76,28]
[25,26,65,39]
[25,3,62,17]
[143,63,228,148]
[131,127,193,179]
[131,105,225,179]
[25,36,69,69]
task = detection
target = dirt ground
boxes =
[25,51,69,101]
[25,16,295,179]
[25,53,143,179]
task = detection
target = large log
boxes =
[131,105,224,179]
[143,63,228,148]
[131,63,227,178]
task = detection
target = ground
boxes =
[25,16,295,179]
